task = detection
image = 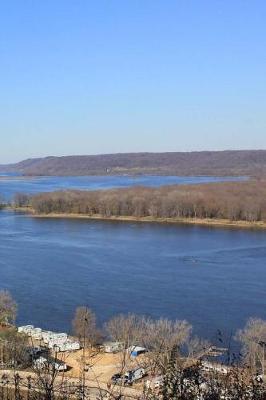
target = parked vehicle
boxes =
[26,346,43,358]
[111,373,132,386]
[111,373,123,384]
[111,368,146,386]
[125,367,146,384]
[34,356,68,371]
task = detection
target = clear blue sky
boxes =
[1,1,266,163]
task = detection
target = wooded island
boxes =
[12,180,266,227]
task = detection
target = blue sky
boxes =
[0,1,266,163]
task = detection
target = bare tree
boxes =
[72,306,99,348]
[0,328,28,368]
[29,179,266,225]
[0,290,17,326]
[236,317,266,374]
[105,313,145,348]
[32,351,70,400]
[143,318,192,374]
[13,193,30,208]
[186,336,211,360]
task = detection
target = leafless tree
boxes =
[105,313,145,348]
[31,351,70,400]
[29,179,266,224]
[0,291,17,326]
[13,193,30,208]
[72,307,99,348]
[236,317,266,375]
[0,328,28,368]
[142,318,192,374]
[186,336,211,361]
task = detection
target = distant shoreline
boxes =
[9,207,266,230]
[1,149,265,177]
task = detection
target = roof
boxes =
[129,346,147,353]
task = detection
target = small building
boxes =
[104,342,124,353]
[128,345,147,357]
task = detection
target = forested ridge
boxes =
[3,150,266,176]
[17,180,266,222]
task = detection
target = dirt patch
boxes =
[62,349,147,384]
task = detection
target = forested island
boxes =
[12,180,266,228]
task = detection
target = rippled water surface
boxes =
[0,174,246,200]
[0,210,266,343]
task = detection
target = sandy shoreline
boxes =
[8,207,266,230]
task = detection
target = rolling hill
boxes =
[1,150,266,176]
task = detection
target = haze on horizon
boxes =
[1,1,266,163]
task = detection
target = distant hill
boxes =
[1,150,266,176]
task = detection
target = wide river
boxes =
[0,175,264,346]
[0,174,245,200]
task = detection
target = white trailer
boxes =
[51,341,80,352]
[63,341,80,351]
[48,339,80,352]
[41,331,54,343]
[18,325,34,334]
[50,333,68,339]
[31,328,43,340]
[104,342,124,353]
[34,356,68,371]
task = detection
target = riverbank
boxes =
[9,206,266,230]
[32,214,266,229]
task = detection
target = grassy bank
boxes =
[9,206,266,230]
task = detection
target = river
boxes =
[0,174,246,200]
[0,175,263,346]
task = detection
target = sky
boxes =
[0,1,266,163]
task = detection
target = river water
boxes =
[0,174,246,200]
[0,175,264,346]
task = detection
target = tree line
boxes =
[14,180,266,222]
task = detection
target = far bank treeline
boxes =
[12,180,266,222]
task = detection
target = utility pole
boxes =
[78,314,88,400]
[82,315,87,400]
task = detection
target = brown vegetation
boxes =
[72,307,100,347]
[21,180,266,223]
[0,291,17,326]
